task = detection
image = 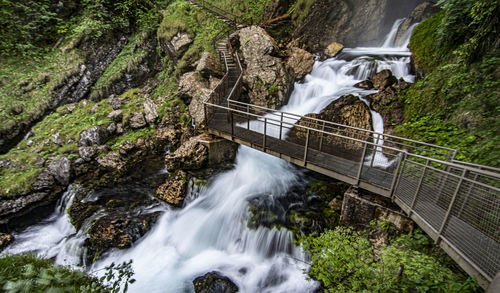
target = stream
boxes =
[4,19,415,293]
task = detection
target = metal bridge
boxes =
[186,0,500,289]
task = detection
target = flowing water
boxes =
[4,20,416,292]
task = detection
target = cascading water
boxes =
[4,20,416,292]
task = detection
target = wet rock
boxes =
[79,146,98,162]
[108,97,126,110]
[239,26,294,109]
[288,94,372,150]
[85,212,161,263]
[119,140,136,155]
[165,135,208,172]
[354,80,374,90]
[143,98,158,124]
[196,51,223,78]
[286,47,315,80]
[326,42,344,57]
[96,151,126,170]
[372,69,397,90]
[128,112,147,129]
[193,271,239,293]
[47,157,71,185]
[155,170,188,207]
[0,233,14,251]
[365,77,410,135]
[79,126,109,147]
[394,1,440,47]
[107,110,123,122]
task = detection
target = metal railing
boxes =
[201,49,499,289]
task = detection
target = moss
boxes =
[408,11,454,74]
[291,0,316,24]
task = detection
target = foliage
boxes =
[0,254,135,293]
[300,227,480,293]
[436,0,500,63]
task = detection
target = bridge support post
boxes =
[436,169,467,245]
[247,104,250,130]
[279,112,283,140]
[263,117,267,151]
[356,141,369,185]
[370,133,381,168]
[319,121,325,152]
[389,151,405,200]
[303,128,310,166]
[409,159,430,216]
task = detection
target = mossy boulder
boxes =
[193,271,239,293]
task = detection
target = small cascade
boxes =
[5,19,418,292]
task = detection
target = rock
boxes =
[294,0,426,49]
[32,170,55,191]
[143,98,158,124]
[79,126,109,146]
[165,135,208,172]
[107,122,117,134]
[371,69,397,90]
[365,77,410,135]
[85,212,161,263]
[155,170,189,207]
[179,71,211,127]
[288,94,373,149]
[79,146,98,162]
[354,80,374,90]
[154,127,179,145]
[0,233,14,251]
[66,103,76,112]
[52,133,63,146]
[394,1,440,47]
[108,97,126,110]
[128,112,147,129]
[107,110,123,122]
[329,198,343,211]
[193,271,239,293]
[96,151,126,170]
[116,123,124,135]
[341,187,414,232]
[326,42,344,57]
[196,51,223,78]
[239,26,294,109]
[171,32,193,56]
[286,47,315,80]
[90,104,99,113]
[119,140,136,155]
[48,157,71,186]
[24,131,35,140]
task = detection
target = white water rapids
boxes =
[4,20,415,292]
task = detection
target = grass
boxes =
[0,49,84,136]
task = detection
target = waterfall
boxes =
[3,20,417,292]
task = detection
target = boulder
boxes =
[47,157,71,186]
[196,51,223,78]
[394,1,440,47]
[165,135,208,172]
[32,170,55,191]
[178,71,214,127]
[96,151,126,170]
[354,80,374,90]
[79,126,109,147]
[108,97,126,110]
[107,122,117,134]
[193,271,239,293]
[159,31,193,61]
[0,233,14,251]
[143,98,158,124]
[107,110,123,122]
[52,133,63,146]
[371,69,397,90]
[79,146,98,162]
[288,95,373,150]
[239,26,294,109]
[286,47,315,80]
[154,127,179,146]
[119,140,136,155]
[325,42,344,57]
[155,170,189,207]
[128,112,147,129]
